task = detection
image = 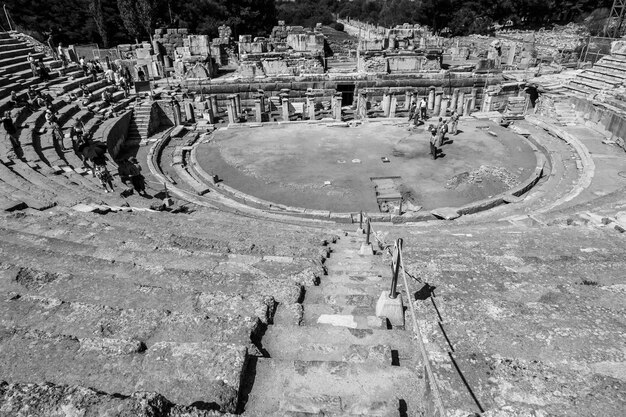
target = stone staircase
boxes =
[0,206,337,414]
[128,101,152,144]
[244,231,422,416]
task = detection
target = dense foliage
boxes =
[279,0,613,36]
[0,0,615,48]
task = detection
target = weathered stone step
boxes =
[244,359,418,414]
[262,325,414,361]
[248,393,398,416]
[306,283,388,297]
[0,380,221,416]
[0,238,301,308]
[0,293,260,347]
[321,271,388,286]
[0,224,323,287]
[0,324,245,413]
[303,312,386,330]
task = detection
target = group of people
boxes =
[408,95,462,160]
[27,53,51,83]
[427,112,460,160]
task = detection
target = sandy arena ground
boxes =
[196,120,538,212]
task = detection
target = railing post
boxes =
[359,211,363,229]
[359,217,374,256]
[389,238,402,299]
[365,218,371,245]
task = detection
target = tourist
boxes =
[92,155,114,192]
[27,86,38,108]
[37,60,51,82]
[118,158,146,196]
[90,63,98,82]
[450,111,459,135]
[419,97,427,120]
[101,90,112,105]
[408,102,417,122]
[57,43,67,69]
[2,111,23,159]
[27,53,37,78]
[105,67,115,84]
[137,68,146,82]
[8,91,31,110]
[428,124,437,160]
[46,109,67,151]
[80,83,89,97]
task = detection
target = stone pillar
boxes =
[433,91,443,116]
[389,95,397,118]
[282,98,290,121]
[427,87,435,111]
[450,89,460,113]
[184,102,195,123]
[235,94,242,115]
[226,101,237,124]
[470,88,478,112]
[254,99,263,123]
[357,91,368,120]
[172,100,181,126]
[463,97,472,116]
[404,91,412,110]
[306,93,316,120]
[334,94,343,121]
[382,92,391,117]
[258,91,266,113]
[228,95,238,117]
[210,95,219,116]
[439,98,449,118]
[456,91,465,114]
[203,108,214,124]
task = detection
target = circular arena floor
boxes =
[196,120,538,212]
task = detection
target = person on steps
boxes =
[2,111,23,159]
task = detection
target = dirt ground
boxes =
[196,120,537,212]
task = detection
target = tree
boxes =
[88,0,109,47]
[117,0,141,41]
[136,0,156,40]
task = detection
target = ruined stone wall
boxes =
[153,28,189,59]
[103,110,132,159]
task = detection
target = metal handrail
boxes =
[399,244,446,416]
[359,211,446,415]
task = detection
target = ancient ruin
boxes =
[0,6,625,417]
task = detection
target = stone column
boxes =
[254,99,263,123]
[226,101,236,124]
[282,98,290,121]
[235,93,242,116]
[228,95,238,117]
[382,92,391,117]
[172,100,181,126]
[203,108,214,124]
[450,88,460,113]
[404,91,412,110]
[357,91,368,120]
[470,88,477,112]
[439,98,449,118]
[427,87,435,111]
[456,91,465,114]
[433,90,443,116]
[389,95,397,118]
[463,97,472,116]
[258,91,266,113]
[306,93,316,120]
[334,94,343,121]
[184,102,195,123]
[210,95,219,116]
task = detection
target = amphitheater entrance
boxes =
[337,83,355,105]
[195,120,538,213]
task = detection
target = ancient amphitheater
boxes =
[0,19,625,417]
